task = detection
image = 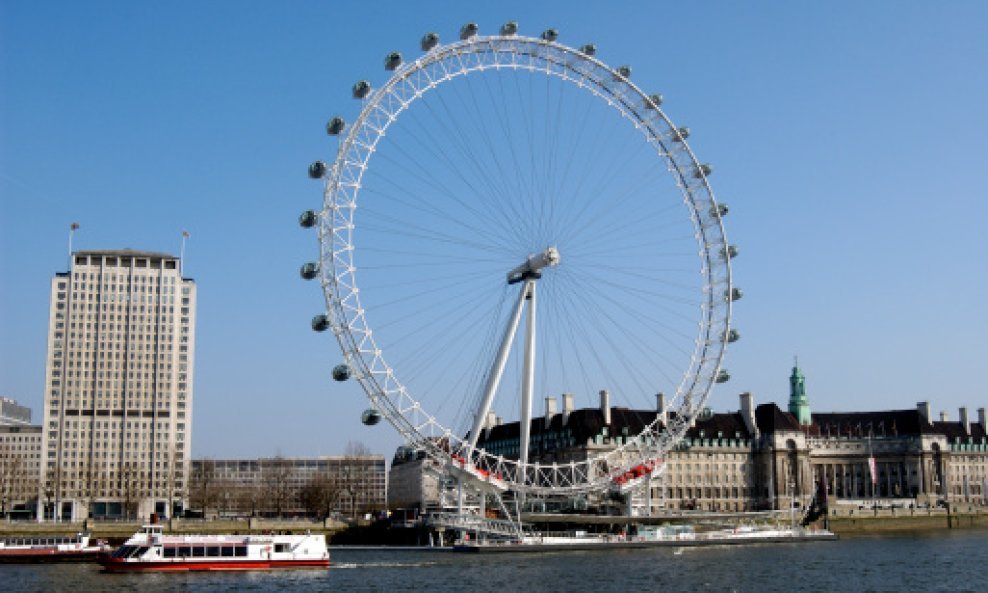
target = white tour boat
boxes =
[100,523,330,572]
[0,533,110,562]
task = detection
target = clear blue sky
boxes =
[2,1,987,460]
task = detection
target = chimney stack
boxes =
[656,393,667,425]
[979,408,986,433]
[960,407,970,435]
[600,390,611,426]
[562,393,574,425]
[545,396,557,426]
[917,401,931,424]
[482,410,496,439]
[940,411,949,422]
[740,392,758,437]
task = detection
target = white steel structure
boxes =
[303,23,735,498]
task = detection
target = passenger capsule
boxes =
[647,93,664,108]
[299,210,318,228]
[721,245,739,260]
[579,43,597,56]
[728,288,743,302]
[541,28,559,42]
[384,51,402,71]
[716,369,731,383]
[352,80,372,100]
[500,21,518,36]
[361,408,382,425]
[332,364,352,382]
[311,314,330,332]
[460,22,479,40]
[693,163,713,179]
[724,329,740,343]
[308,160,327,179]
[299,262,320,280]
[711,203,729,218]
[614,65,632,80]
[421,32,440,51]
[326,116,346,135]
[671,127,690,142]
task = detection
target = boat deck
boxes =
[453,531,838,553]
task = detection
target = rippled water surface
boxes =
[5,530,986,592]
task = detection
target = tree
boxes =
[165,448,183,518]
[342,441,372,519]
[263,456,294,518]
[77,456,95,520]
[234,482,263,518]
[300,473,341,520]
[118,462,142,520]
[0,443,23,517]
[345,441,371,457]
[189,459,219,517]
[0,442,40,519]
[42,466,60,521]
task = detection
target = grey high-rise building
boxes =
[41,250,196,521]
[0,396,33,426]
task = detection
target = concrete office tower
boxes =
[41,250,196,521]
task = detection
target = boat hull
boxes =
[101,558,330,572]
[453,531,838,553]
[0,549,107,563]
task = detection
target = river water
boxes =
[4,530,985,592]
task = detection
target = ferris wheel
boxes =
[300,22,738,497]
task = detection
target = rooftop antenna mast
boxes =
[67,222,80,268]
[180,230,190,275]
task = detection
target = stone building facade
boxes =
[0,423,42,518]
[41,250,196,521]
[388,365,988,515]
[190,455,387,519]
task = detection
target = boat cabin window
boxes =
[274,543,289,553]
[192,546,206,557]
[115,546,149,559]
[178,546,192,557]
[206,546,220,557]
[163,547,176,558]
[235,546,248,557]
[221,546,235,557]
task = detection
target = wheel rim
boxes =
[315,33,732,495]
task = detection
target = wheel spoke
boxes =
[316,33,732,496]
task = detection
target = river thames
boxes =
[4,530,985,592]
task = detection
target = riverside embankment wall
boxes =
[828,511,988,534]
[0,518,347,540]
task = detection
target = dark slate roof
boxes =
[686,411,751,438]
[472,403,985,450]
[807,409,935,437]
[754,403,801,433]
[477,407,657,445]
[933,420,988,441]
[475,405,754,447]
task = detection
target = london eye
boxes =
[300,22,737,498]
